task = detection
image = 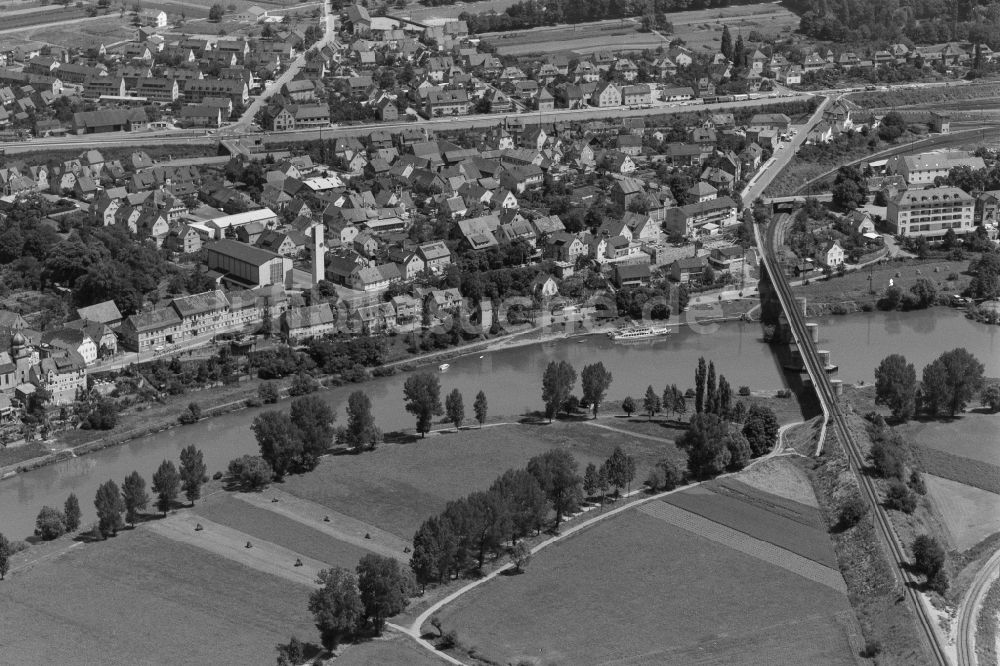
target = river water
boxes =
[1,309,995,538]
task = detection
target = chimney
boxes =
[312,223,325,285]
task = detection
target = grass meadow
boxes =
[435,507,857,665]
[0,529,317,665]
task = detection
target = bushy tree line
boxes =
[308,554,414,649]
[875,349,985,422]
[409,448,581,589]
[252,395,337,478]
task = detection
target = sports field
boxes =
[435,504,857,664]
[0,530,317,665]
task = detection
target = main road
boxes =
[756,216,951,666]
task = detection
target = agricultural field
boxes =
[334,633,443,666]
[479,2,798,56]
[0,14,135,50]
[435,502,857,665]
[0,529,317,665]
[664,480,837,567]
[924,474,1000,551]
[900,412,1000,468]
[279,421,679,540]
[484,21,665,57]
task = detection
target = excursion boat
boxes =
[608,325,672,342]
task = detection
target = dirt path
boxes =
[579,420,676,444]
[386,438,793,660]
[145,512,321,587]
[233,490,410,561]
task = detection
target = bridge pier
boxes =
[805,322,820,343]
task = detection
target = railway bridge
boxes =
[754,214,950,666]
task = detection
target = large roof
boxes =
[208,239,282,266]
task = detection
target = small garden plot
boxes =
[0,530,316,665]
[664,484,838,568]
[436,509,856,666]
[193,493,376,568]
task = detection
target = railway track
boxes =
[756,218,951,666]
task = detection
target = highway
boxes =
[756,217,950,666]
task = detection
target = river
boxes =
[1,308,995,539]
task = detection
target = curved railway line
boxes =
[756,217,950,666]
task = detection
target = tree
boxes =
[403,372,443,437]
[681,413,731,480]
[871,435,906,480]
[63,493,81,532]
[695,357,707,413]
[723,430,752,471]
[982,383,1000,413]
[344,391,379,449]
[275,637,305,666]
[290,395,336,468]
[716,376,733,419]
[733,33,745,68]
[909,278,937,309]
[252,411,300,478]
[0,533,10,580]
[511,541,531,573]
[885,479,917,513]
[875,354,917,421]
[541,360,576,422]
[410,515,457,588]
[912,534,947,591]
[258,381,280,404]
[94,480,125,538]
[721,25,733,60]
[583,462,598,498]
[179,445,207,505]
[643,385,661,420]
[922,348,986,417]
[309,567,363,648]
[208,3,223,20]
[580,362,613,418]
[604,446,636,496]
[445,389,465,430]
[121,470,149,526]
[356,554,412,633]
[473,390,488,427]
[742,404,779,457]
[621,396,636,417]
[227,455,274,490]
[527,449,582,528]
[35,506,66,540]
[838,495,869,529]
[596,463,610,504]
[705,361,717,415]
[152,460,181,516]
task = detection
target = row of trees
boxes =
[93,446,208,538]
[402,372,488,436]
[582,446,638,503]
[409,448,582,589]
[874,348,986,421]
